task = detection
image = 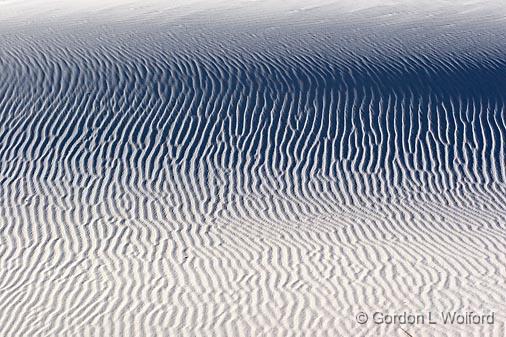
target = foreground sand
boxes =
[0,1,505,336]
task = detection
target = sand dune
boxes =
[0,1,505,336]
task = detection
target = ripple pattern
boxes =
[1,3,506,337]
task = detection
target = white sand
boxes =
[0,1,505,336]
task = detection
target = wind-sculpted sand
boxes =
[0,1,505,336]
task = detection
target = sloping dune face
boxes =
[1,1,506,336]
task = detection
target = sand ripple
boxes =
[1,2,506,336]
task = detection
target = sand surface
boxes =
[0,1,506,336]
